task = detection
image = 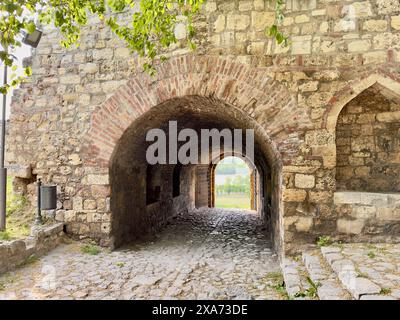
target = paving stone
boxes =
[321,243,400,300]
[0,208,282,300]
[318,280,348,300]
[359,295,396,300]
[348,278,381,299]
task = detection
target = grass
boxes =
[265,272,291,300]
[367,251,376,259]
[0,177,32,241]
[0,231,11,240]
[81,244,101,255]
[380,288,391,295]
[355,266,368,278]
[316,236,331,248]
[294,277,321,299]
[17,254,39,267]
[0,273,15,291]
[215,194,251,209]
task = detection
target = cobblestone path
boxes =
[0,208,282,300]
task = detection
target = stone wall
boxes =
[336,86,400,192]
[6,0,400,255]
[0,223,64,274]
[334,191,400,240]
[195,165,210,208]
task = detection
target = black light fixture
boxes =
[22,29,43,48]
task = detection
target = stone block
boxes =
[309,191,332,203]
[283,189,307,202]
[79,63,98,74]
[376,207,400,221]
[174,23,187,40]
[251,11,275,31]
[115,48,130,59]
[253,0,264,10]
[377,0,400,15]
[83,174,109,185]
[295,15,310,24]
[295,217,313,232]
[83,199,97,210]
[7,164,31,179]
[93,48,113,60]
[64,210,76,222]
[348,40,371,52]
[353,206,376,219]
[392,16,400,30]
[351,2,373,17]
[349,278,381,299]
[292,36,312,55]
[376,111,400,122]
[239,1,252,11]
[214,15,226,32]
[227,14,250,30]
[205,1,217,12]
[363,20,387,32]
[73,197,83,211]
[295,174,315,189]
[337,218,365,234]
[360,295,396,300]
[299,81,318,92]
[362,51,387,64]
[360,192,388,206]
[68,154,82,166]
[60,75,81,84]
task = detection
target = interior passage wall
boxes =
[336,86,400,192]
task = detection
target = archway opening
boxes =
[109,96,282,251]
[214,156,253,210]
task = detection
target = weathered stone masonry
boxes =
[6,0,400,255]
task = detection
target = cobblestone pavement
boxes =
[0,208,283,300]
[282,242,400,300]
[337,243,400,299]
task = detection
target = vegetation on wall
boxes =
[0,177,30,241]
[0,0,287,93]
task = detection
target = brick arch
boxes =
[325,72,400,131]
[82,54,310,168]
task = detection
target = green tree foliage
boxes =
[1,0,287,93]
[216,175,250,196]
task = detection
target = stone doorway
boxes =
[109,96,281,251]
[210,155,260,212]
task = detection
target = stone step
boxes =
[302,249,351,300]
[320,246,382,300]
[281,257,314,300]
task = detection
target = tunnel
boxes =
[109,95,282,251]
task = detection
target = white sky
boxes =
[0,44,32,119]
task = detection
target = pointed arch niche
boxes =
[330,75,400,241]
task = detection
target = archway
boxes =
[109,96,280,249]
[81,55,312,254]
[213,156,253,210]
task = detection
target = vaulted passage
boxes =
[110,96,282,251]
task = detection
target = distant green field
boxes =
[215,194,251,209]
